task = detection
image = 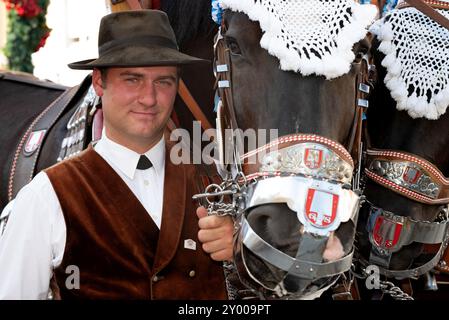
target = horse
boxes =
[0,71,68,210]
[0,0,218,211]
[202,0,379,299]
[353,0,449,300]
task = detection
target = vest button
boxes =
[152,275,159,282]
[189,270,196,278]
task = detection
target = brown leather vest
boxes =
[45,143,227,300]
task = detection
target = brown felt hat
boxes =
[68,10,206,70]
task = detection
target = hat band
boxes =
[99,35,178,55]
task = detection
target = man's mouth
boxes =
[130,110,158,117]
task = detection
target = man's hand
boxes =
[197,206,234,262]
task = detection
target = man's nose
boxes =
[137,82,157,107]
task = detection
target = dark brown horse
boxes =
[354,1,449,299]
[355,43,449,301]
[211,2,377,299]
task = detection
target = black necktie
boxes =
[136,155,153,170]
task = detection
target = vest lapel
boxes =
[153,143,186,273]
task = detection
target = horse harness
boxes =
[192,16,373,299]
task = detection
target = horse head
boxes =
[356,2,449,288]
[213,0,378,299]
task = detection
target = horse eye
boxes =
[226,37,242,55]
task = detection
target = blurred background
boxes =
[0,0,108,86]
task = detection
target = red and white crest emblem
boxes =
[373,215,403,250]
[305,189,338,228]
[403,166,422,184]
[304,148,323,169]
[24,130,46,156]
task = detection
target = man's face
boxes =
[92,66,178,150]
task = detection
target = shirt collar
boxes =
[95,131,165,180]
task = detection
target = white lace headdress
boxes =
[370,0,449,119]
[219,0,378,80]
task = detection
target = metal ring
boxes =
[205,183,224,205]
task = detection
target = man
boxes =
[0,10,233,299]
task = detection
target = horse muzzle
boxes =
[233,176,361,299]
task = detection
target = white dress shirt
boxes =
[0,133,165,299]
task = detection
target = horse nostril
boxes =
[246,204,280,226]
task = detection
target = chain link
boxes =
[379,280,414,300]
[192,177,245,217]
[350,264,414,300]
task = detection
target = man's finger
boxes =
[196,206,208,219]
[210,248,233,262]
[202,238,233,255]
[198,215,230,229]
[198,227,228,243]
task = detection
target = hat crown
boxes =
[98,10,177,52]
[68,9,206,69]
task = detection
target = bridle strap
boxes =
[367,206,449,253]
[346,57,370,169]
[365,149,449,204]
[360,229,449,279]
[214,21,245,174]
[400,0,449,30]
[241,217,355,279]
[215,22,239,134]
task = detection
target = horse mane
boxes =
[161,0,217,46]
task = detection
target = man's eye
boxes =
[157,80,173,86]
[125,78,139,84]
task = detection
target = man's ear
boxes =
[92,69,104,96]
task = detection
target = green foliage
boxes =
[2,0,50,73]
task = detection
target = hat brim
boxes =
[68,45,209,70]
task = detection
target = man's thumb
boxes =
[196,206,208,219]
